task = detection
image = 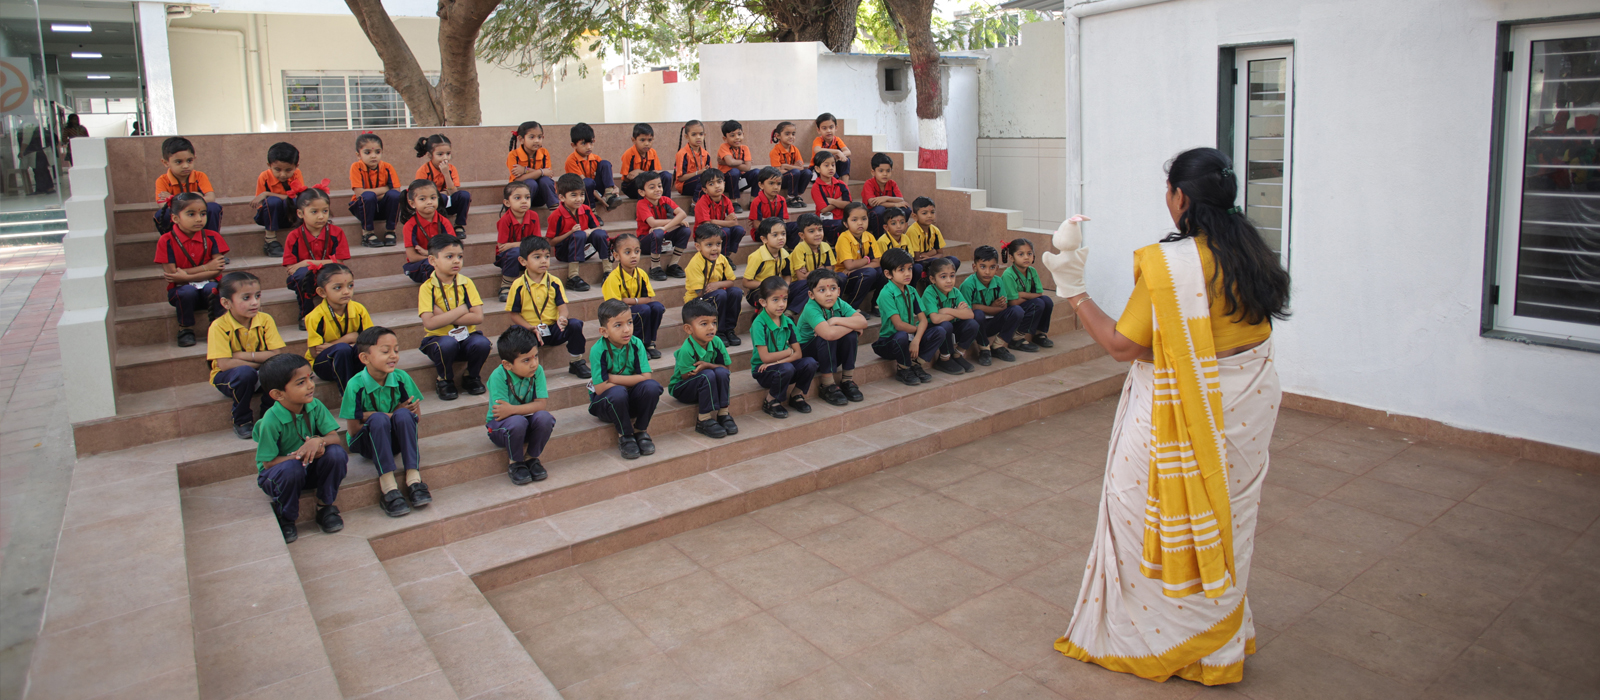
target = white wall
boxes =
[979,137,1066,230]
[603,72,702,124]
[979,19,1066,139]
[1073,0,1600,453]
[699,42,822,122]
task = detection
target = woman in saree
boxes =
[1041,146,1291,685]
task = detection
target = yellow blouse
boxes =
[1115,237,1272,353]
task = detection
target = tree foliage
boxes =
[858,0,1046,54]
[345,0,501,126]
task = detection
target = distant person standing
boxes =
[62,114,89,168]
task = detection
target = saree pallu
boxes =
[1056,339,1280,684]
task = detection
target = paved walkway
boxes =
[0,244,73,700]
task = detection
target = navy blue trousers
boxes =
[841,268,881,311]
[258,446,347,521]
[630,302,666,345]
[711,226,745,254]
[781,169,813,197]
[589,381,662,435]
[722,168,761,199]
[557,228,608,264]
[640,227,691,258]
[286,267,320,318]
[441,190,472,231]
[540,318,586,357]
[871,327,948,366]
[519,176,558,208]
[350,190,404,231]
[699,288,742,336]
[403,259,434,283]
[352,408,419,475]
[255,196,289,231]
[932,318,981,355]
[488,412,556,463]
[582,160,616,206]
[420,330,491,381]
[670,367,731,414]
[213,365,273,426]
[974,306,1024,344]
[804,333,858,374]
[168,281,221,328]
[1018,295,1054,335]
[755,358,818,400]
[313,343,359,391]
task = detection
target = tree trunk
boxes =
[345,0,444,126]
[436,0,499,125]
[766,0,863,53]
[883,0,945,167]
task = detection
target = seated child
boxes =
[415,134,472,235]
[154,192,229,347]
[340,326,427,517]
[921,257,980,375]
[153,136,222,235]
[668,299,738,439]
[349,132,403,247]
[693,169,745,254]
[546,173,609,289]
[809,151,852,244]
[506,236,591,378]
[281,186,350,328]
[750,277,817,419]
[787,213,838,316]
[908,197,960,288]
[741,217,793,310]
[769,121,812,208]
[959,245,1023,365]
[401,179,457,283]
[716,120,760,208]
[207,271,285,438]
[252,354,347,543]
[303,263,372,390]
[567,122,620,210]
[683,223,743,346]
[487,326,557,485]
[863,153,911,236]
[619,123,673,200]
[633,172,690,281]
[418,234,491,400]
[508,121,558,208]
[797,268,869,406]
[833,203,882,314]
[812,113,852,180]
[674,120,714,201]
[496,180,541,300]
[871,249,945,386]
[602,233,666,359]
[588,299,664,460]
[1001,237,1054,351]
[251,141,304,258]
[748,167,801,244]
[870,208,917,283]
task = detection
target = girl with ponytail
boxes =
[507,121,557,208]
[769,121,812,208]
[415,134,473,235]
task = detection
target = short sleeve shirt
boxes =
[797,299,857,345]
[790,241,836,276]
[485,364,548,423]
[770,143,803,167]
[749,192,788,226]
[252,400,339,471]
[349,161,401,202]
[875,281,922,336]
[749,312,799,376]
[507,147,552,181]
[675,147,713,192]
[565,152,603,179]
[812,135,846,156]
[153,228,229,290]
[636,197,680,237]
[684,253,735,302]
[620,147,661,174]
[669,336,730,393]
[921,285,968,315]
[907,222,945,254]
[416,161,460,190]
[497,210,541,245]
[255,169,304,197]
[834,231,874,270]
[959,273,1009,309]
[588,337,652,389]
[418,274,484,336]
[602,267,655,302]
[403,213,455,249]
[862,178,902,202]
[811,177,851,219]
[206,312,285,381]
[155,171,213,203]
[507,272,567,326]
[695,194,737,226]
[743,245,791,284]
[716,143,752,173]
[340,368,423,440]
[547,204,601,238]
[282,224,350,266]
[303,301,373,361]
[870,232,915,260]
[1000,266,1042,298]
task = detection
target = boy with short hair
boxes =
[487,326,557,485]
[693,169,745,254]
[566,122,620,210]
[797,268,869,406]
[921,257,980,375]
[669,300,738,439]
[812,113,852,180]
[748,167,801,242]
[253,354,347,543]
[870,208,919,282]
[546,173,610,285]
[349,132,403,247]
[250,141,305,258]
[418,235,491,401]
[208,271,286,439]
[619,123,673,200]
[787,213,837,316]
[959,245,1022,365]
[341,326,427,518]
[716,120,760,210]
[633,172,690,281]
[588,299,664,461]
[683,223,743,346]
[506,236,591,378]
[155,192,229,347]
[907,196,960,286]
[153,136,222,235]
[863,153,911,236]
[871,249,945,386]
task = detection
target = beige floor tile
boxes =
[1252,525,1387,591]
[769,579,922,659]
[1012,551,1089,611]
[1430,502,1579,557]
[1003,493,1100,549]
[1277,499,1418,553]
[560,653,723,700]
[939,470,1052,515]
[1284,595,1470,686]
[1263,455,1356,497]
[382,548,460,587]
[30,598,199,700]
[189,553,305,633]
[941,438,1039,470]
[1364,454,1499,501]
[521,603,659,689]
[427,618,543,698]
[1380,527,1552,600]
[285,532,377,582]
[1061,474,1105,505]
[1521,561,1600,626]
[357,670,456,699]
[486,568,607,635]
[885,452,988,490]
[395,572,499,639]
[711,541,849,609]
[1465,472,1600,532]
[1256,483,1318,528]
[872,492,993,544]
[576,540,701,600]
[613,570,761,649]
[320,610,440,698]
[1244,567,1335,632]
[860,548,1004,617]
[934,585,1072,670]
[794,516,923,574]
[1315,421,1420,457]
[936,520,1061,580]
[664,514,787,567]
[668,613,831,697]
[996,451,1104,493]
[39,538,187,635]
[1391,442,1515,479]
[1476,598,1600,683]
[750,491,861,538]
[193,604,331,700]
[184,513,288,579]
[302,562,405,635]
[1280,436,1393,475]
[1272,408,1339,436]
[229,665,341,700]
[1325,477,1457,527]
[1027,652,1203,700]
[984,673,1068,700]
[842,622,1015,700]
[1221,636,1422,700]
[820,472,927,513]
[1340,559,1512,639]
[764,663,894,700]
[1417,644,1600,700]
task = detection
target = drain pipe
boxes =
[169,27,255,132]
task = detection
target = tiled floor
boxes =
[487,397,1600,700]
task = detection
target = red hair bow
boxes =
[287,178,332,198]
[361,130,375,135]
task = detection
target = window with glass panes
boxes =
[284,72,435,132]
[1230,45,1294,268]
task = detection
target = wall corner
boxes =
[60,138,118,424]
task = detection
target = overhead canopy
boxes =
[999,0,1065,11]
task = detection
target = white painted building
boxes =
[1065,0,1600,453]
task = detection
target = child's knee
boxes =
[637,379,663,396]
[532,411,556,430]
[393,407,418,425]
[359,190,378,204]
[322,444,349,466]
[366,412,392,430]
[502,414,531,431]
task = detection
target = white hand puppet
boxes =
[1041,215,1090,298]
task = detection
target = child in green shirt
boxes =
[341,326,426,518]
[921,257,980,376]
[588,299,663,460]
[487,326,556,485]
[870,249,944,386]
[958,245,1023,365]
[1001,237,1054,350]
[797,268,869,406]
[668,299,738,439]
[750,276,817,419]
[253,354,346,543]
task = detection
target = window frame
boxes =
[1218,42,1296,271]
[281,71,435,132]
[1484,16,1600,352]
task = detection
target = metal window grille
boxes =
[284,73,435,131]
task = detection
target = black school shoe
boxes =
[567,275,591,292]
[839,380,864,402]
[718,414,739,435]
[619,434,641,460]
[788,394,813,414]
[436,378,459,400]
[381,489,412,517]
[298,317,306,331]
[569,359,591,379]
[263,239,284,257]
[177,328,196,347]
[1034,333,1054,348]
[408,481,432,507]
[696,418,728,439]
[509,460,534,485]
[461,374,486,396]
[820,383,849,406]
[1011,339,1040,353]
[913,363,933,383]
[977,347,993,366]
[316,504,344,533]
[933,357,964,375]
[665,264,686,279]
[991,346,1017,363]
[763,398,789,419]
[647,344,662,360]
[720,332,742,347]
[895,367,919,386]
[955,354,976,373]
[635,431,656,456]
[732,201,745,214]
[277,513,298,543]
[649,266,668,282]
[234,422,254,440]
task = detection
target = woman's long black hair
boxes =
[1163,147,1291,325]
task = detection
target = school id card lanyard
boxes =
[431,275,472,341]
[520,273,559,337]
[169,229,219,290]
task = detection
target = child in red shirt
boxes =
[693,169,745,257]
[282,186,351,328]
[496,181,542,300]
[546,173,607,288]
[863,152,911,236]
[155,192,230,347]
[748,167,802,246]
[401,180,457,283]
[810,151,852,246]
[633,172,690,281]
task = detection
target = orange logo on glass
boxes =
[0,59,29,114]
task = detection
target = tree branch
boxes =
[344,0,444,126]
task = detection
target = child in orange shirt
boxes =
[154,136,221,235]
[349,132,403,248]
[250,142,304,258]
[716,120,759,212]
[674,120,714,201]
[812,112,851,181]
[619,123,672,200]
[769,121,812,210]
[507,121,557,208]
[416,134,472,236]
[566,122,619,210]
